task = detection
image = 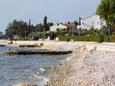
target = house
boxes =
[64,22,76,30]
[78,14,106,30]
[50,24,67,32]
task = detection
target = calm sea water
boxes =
[0,47,70,86]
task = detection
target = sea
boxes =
[0,46,71,86]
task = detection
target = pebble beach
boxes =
[1,40,115,86]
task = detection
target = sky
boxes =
[0,0,100,33]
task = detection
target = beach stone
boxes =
[55,37,59,41]
[89,46,97,53]
[13,83,38,86]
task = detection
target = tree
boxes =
[35,23,43,32]
[5,20,17,37]
[5,19,31,37]
[50,32,56,40]
[100,26,109,35]
[47,22,53,27]
[74,21,78,27]
[74,21,78,29]
[96,0,115,24]
[43,16,50,31]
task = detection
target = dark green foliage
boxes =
[74,21,78,28]
[43,16,50,31]
[35,22,53,32]
[47,22,53,27]
[96,0,115,24]
[28,32,48,39]
[97,35,104,43]
[5,19,32,37]
[49,32,56,40]
[104,36,111,42]
[35,23,43,32]
[15,37,31,40]
[100,26,109,35]
[109,35,115,42]
[76,28,108,36]
[59,35,115,42]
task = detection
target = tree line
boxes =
[5,0,115,39]
[5,16,53,38]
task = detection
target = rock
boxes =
[13,83,38,86]
[39,67,45,73]
[89,46,97,53]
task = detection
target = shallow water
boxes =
[0,47,70,86]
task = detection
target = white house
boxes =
[50,24,67,32]
[78,14,106,30]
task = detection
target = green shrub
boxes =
[58,35,115,42]
[110,35,115,42]
[104,36,111,42]
[97,35,104,43]
[15,37,31,40]
[50,32,56,40]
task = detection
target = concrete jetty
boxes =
[4,48,72,55]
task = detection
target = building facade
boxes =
[50,24,67,32]
[79,14,106,30]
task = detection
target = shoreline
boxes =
[1,40,115,86]
[47,47,86,86]
[46,43,115,86]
